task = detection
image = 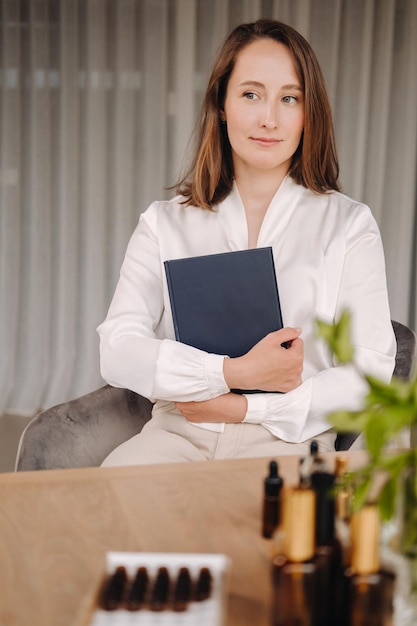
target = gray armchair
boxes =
[15,321,416,471]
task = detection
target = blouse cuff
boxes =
[242,393,269,424]
[205,353,231,396]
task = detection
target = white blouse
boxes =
[97,176,396,443]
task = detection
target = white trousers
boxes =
[101,410,337,467]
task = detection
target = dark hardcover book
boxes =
[164,247,283,392]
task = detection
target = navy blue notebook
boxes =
[164,247,283,362]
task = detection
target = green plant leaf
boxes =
[411,377,417,407]
[364,415,390,459]
[328,409,372,433]
[379,451,414,474]
[365,374,412,405]
[351,474,372,511]
[316,310,354,364]
[363,408,416,457]
[378,475,397,521]
[401,466,417,555]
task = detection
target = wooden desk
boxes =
[0,451,366,626]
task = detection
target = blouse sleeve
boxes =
[243,206,396,442]
[97,206,229,402]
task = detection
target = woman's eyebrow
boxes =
[238,80,265,88]
[238,80,303,91]
[281,83,303,91]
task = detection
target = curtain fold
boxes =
[1,0,416,414]
[45,0,80,407]
[1,0,21,411]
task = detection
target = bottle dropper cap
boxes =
[282,488,316,562]
[265,460,283,497]
[351,505,380,574]
[310,441,319,455]
[335,456,348,476]
[334,456,350,520]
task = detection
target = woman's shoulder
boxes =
[294,184,380,239]
[143,194,187,214]
[300,184,374,219]
[327,188,369,210]
[284,176,367,212]
[139,194,188,221]
[139,194,218,236]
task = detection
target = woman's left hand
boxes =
[175,393,247,423]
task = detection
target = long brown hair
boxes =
[176,19,340,210]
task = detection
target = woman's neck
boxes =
[235,170,287,248]
[235,169,286,210]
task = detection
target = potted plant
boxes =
[317,311,417,599]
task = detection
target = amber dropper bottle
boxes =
[271,488,320,626]
[311,470,344,626]
[343,504,396,626]
[262,460,283,538]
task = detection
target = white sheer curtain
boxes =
[1,0,417,415]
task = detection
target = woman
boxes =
[97,19,396,466]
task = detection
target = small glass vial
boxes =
[271,488,320,626]
[262,460,283,538]
[343,505,395,626]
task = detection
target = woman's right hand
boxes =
[223,327,304,393]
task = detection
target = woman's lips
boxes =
[251,137,282,146]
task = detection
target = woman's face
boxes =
[223,38,305,181]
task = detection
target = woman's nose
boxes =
[260,104,278,129]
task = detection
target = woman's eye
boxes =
[243,91,258,100]
[282,95,298,104]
